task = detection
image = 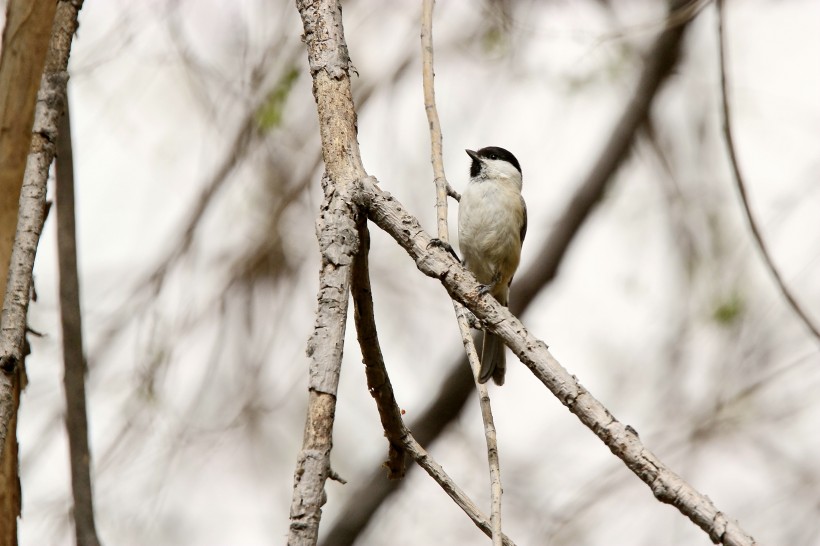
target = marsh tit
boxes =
[458,147,527,386]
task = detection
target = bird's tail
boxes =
[477,331,506,386]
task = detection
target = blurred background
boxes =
[10,0,820,544]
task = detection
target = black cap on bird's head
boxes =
[466,147,522,178]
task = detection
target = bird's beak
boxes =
[466,149,480,161]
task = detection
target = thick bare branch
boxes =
[323,2,695,541]
[0,0,58,539]
[715,0,820,343]
[289,185,358,545]
[358,179,757,546]
[289,0,369,543]
[0,0,85,458]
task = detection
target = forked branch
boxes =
[294,1,757,544]
[350,217,516,545]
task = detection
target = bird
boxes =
[458,146,527,385]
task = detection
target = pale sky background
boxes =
[9,1,820,544]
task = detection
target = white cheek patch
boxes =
[481,159,522,190]
[483,159,521,181]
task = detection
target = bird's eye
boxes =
[489,154,497,160]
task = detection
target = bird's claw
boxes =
[462,309,480,329]
[428,238,460,262]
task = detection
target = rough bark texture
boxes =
[0,1,58,542]
[288,1,368,544]
[1,0,83,454]
[0,15,85,546]
[357,181,756,546]
[323,2,695,541]
[295,0,755,544]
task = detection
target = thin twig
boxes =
[56,101,103,546]
[351,218,406,478]
[421,0,455,241]
[350,217,516,545]
[455,308,503,544]
[422,0,503,541]
[715,0,820,344]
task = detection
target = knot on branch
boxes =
[0,354,18,374]
[316,186,359,267]
[32,71,69,141]
[709,511,729,544]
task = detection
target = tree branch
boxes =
[322,2,696,542]
[715,0,820,343]
[296,1,752,544]
[351,218,406,479]
[0,0,58,539]
[56,100,103,546]
[350,217,516,545]
[513,0,692,308]
[421,0,502,542]
[288,0,369,543]
[0,0,85,458]
[358,178,757,546]
[288,182,358,545]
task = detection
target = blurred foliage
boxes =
[256,65,300,131]
[712,291,745,325]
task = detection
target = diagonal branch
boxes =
[0,0,85,458]
[358,178,757,546]
[351,218,406,479]
[513,0,693,308]
[350,217,516,545]
[715,0,820,343]
[322,2,696,543]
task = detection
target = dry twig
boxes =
[715,0,820,344]
[56,100,103,546]
[350,217,517,545]
[421,0,502,542]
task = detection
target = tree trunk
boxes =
[0,1,57,543]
